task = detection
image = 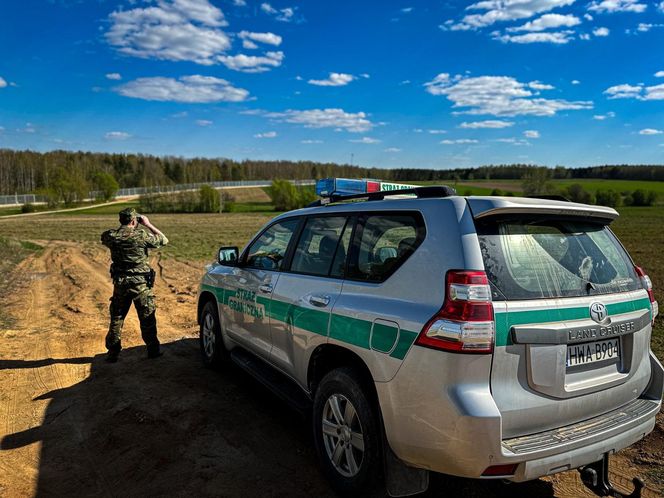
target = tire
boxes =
[199,300,225,368]
[313,367,381,496]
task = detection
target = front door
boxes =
[223,218,300,360]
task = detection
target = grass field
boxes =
[0,204,662,357]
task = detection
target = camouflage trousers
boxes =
[105,280,159,354]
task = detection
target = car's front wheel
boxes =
[313,367,380,495]
[199,300,225,368]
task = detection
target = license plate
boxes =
[566,338,621,368]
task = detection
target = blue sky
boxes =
[0,0,663,169]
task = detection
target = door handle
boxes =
[309,295,330,308]
[258,284,273,294]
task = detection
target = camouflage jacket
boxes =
[101,226,168,276]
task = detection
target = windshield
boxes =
[477,218,640,301]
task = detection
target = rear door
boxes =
[269,215,353,382]
[474,214,654,438]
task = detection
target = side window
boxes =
[245,218,300,270]
[350,214,425,282]
[291,216,349,277]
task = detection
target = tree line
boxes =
[1,149,663,199]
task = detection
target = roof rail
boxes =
[307,185,457,207]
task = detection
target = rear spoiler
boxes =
[467,196,619,223]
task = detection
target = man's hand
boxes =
[138,215,151,226]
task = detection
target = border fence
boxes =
[0,179,316,206]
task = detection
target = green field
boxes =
[0,203,662,358]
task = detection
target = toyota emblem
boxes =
[589,302,608,324]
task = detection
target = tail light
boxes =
[415,270,494,353]
[635,266,658,321]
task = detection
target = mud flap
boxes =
[382,431,429,497]
[579,453,644,498]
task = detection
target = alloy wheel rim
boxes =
[321,393,365,478]
[202,312,216,357]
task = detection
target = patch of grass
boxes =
[0,236,43,327]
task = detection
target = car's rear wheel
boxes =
[313,367,380,495]
[199,300,225,368]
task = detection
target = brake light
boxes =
[635,266,658,320]
[415,270,494,353]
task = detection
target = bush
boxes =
[631,189,657,206]
[564,184,594,204]
[269,180,316,211]
[199,185,220,213]
[595,189,622,208]
[21,203,36,213]
[93,172,119,202]
[491,188,504,196]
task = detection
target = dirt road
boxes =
[0,242,660,497]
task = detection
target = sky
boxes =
[0,0,663,169]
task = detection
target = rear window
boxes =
[477,218,640,300]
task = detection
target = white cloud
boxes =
[571,79,581,84]
[495,137,530,145]
[384,147,402,152]
[655,71,664,78]
[593,111,616,119]
[233,0,247,5]
[116,75,250,103]
[441,139,479,144]
[260,3,295,22]
[238,31,282,49]
[593,27,610,36]
[579,33,591,39]
[308,72,357,87]
[460,120,514,128]
[639,128,663,135]
[196,119,213,126]
[18,123,36,133]
[106,73,122,80]
[218,51,284,72]
[0,77,6,88]
[496,30,574,44]
[301,139,323,144]
[584,13,594,20]
[524,129,540,138]
[349,137,381,144]
[105,131,131,140]
[401,7,413,13]
[588,0,647,13]
[106,0,231,65]
[660,1,664,12]
[428,129,447,134]
[425,73,593,117]
[507,13,581,32]
[255,131,277,138]
[451,0,575,30]
[264,108,374,132]
[604,81,664,100]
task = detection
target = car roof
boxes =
[272,194,619,223]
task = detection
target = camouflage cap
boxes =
[119,207,137,225]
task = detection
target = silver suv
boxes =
[197,182,663,496]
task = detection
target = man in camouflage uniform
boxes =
[101,208,169,362]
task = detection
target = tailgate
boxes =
[469,204,655,439]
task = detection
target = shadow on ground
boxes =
[1,339,555,497]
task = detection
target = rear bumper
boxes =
[376,347,663,480]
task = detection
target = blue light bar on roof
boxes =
[315,178,419,197]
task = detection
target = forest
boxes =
[1,148,663,197]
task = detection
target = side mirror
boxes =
[218,246,239,266]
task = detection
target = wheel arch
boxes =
[307,344,379,406]
[197,291,217,325]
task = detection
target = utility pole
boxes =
[350,153,354,166]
